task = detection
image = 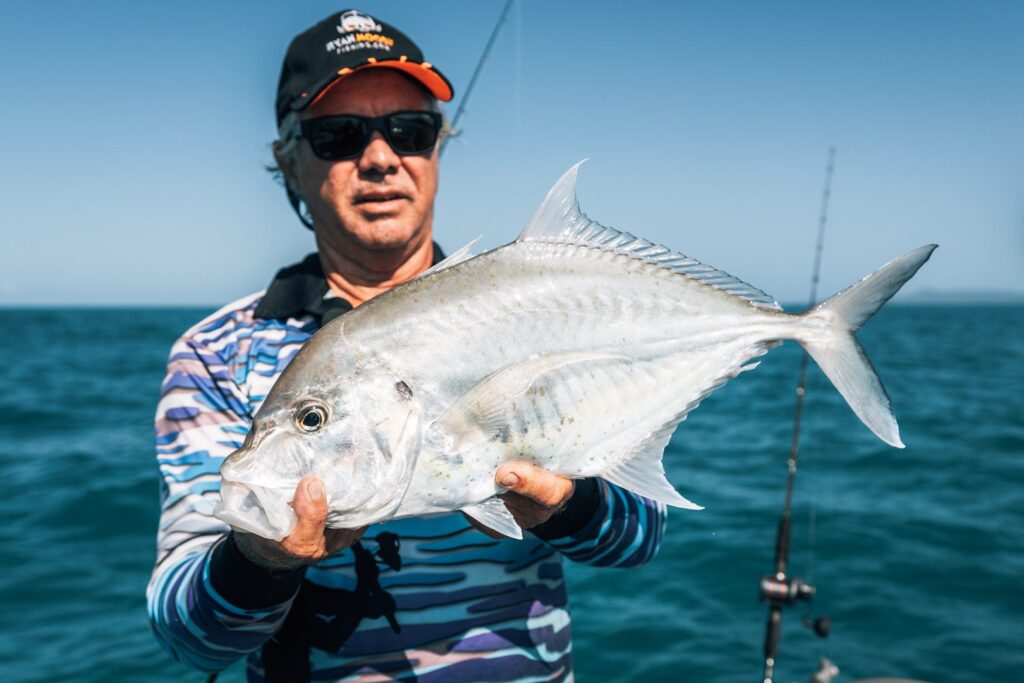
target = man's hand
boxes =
[465,462,576,539]
[233,475,367,570]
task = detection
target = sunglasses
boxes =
[297,111,442,161]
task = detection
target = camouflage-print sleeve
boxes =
[535,479,667,568]
[145,335,299,672]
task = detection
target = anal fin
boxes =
[463,497,523,540]
[602,425,703,510]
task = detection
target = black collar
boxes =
[254,242,446,325]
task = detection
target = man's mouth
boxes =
[354,192,409,205]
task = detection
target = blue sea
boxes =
[0,305,1020,682]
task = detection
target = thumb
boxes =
[289,476,328,543]
[496,462,574,508]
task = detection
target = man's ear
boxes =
[272,139,300,190]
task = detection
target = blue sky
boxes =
[1,1,1021,305]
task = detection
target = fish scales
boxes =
[214,164,936,541]
[349,245,744,388]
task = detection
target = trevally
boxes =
[214,164,936,541]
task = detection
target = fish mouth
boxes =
[214,480,296,541]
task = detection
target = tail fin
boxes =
[800,245,937,448]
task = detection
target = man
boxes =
[148,9,666,682]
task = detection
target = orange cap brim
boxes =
[310,60,453,111]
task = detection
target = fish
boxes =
[214,163,936,541]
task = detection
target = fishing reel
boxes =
[759,574,815,607]
[759,574,831,638]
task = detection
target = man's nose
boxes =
[358,131,400,175]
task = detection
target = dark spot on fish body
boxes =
[493,425,512,443]
[440,452,464,467]
[395,381,413,401]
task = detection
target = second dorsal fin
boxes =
[518,163,781,311]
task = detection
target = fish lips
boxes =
[215,479,296,541]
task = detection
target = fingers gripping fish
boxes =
[215,163,936,541]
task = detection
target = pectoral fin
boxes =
[430,351,627,454]
[463,497,523,539]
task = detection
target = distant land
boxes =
[899,289,1024,304]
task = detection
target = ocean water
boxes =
[0,305,1020,683]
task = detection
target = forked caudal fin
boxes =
[799,244,937,448]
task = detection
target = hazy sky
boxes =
[1,0,1021,305]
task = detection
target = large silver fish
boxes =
[214,164,936,541]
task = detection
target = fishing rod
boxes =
[442,0,516,155]
[759,146,837,683]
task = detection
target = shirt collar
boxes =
[254,242,447,324]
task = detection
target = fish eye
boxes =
[295,403,328,433]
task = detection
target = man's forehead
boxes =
[305,68,434,118]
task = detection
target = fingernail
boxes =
[500,472,519,488]
[307,479,324,499]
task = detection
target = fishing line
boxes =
[803,148,836,603]
[514,0,523,142]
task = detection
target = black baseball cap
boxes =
[275,9,454,126]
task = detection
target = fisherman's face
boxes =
[290,69,440,254]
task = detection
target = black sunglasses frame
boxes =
[298,111,442,161]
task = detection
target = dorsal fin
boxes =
[418,237,481,278]
[518,161,595,242]
[518,163,782,311]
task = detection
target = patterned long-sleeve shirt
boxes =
[147,253,667,682]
